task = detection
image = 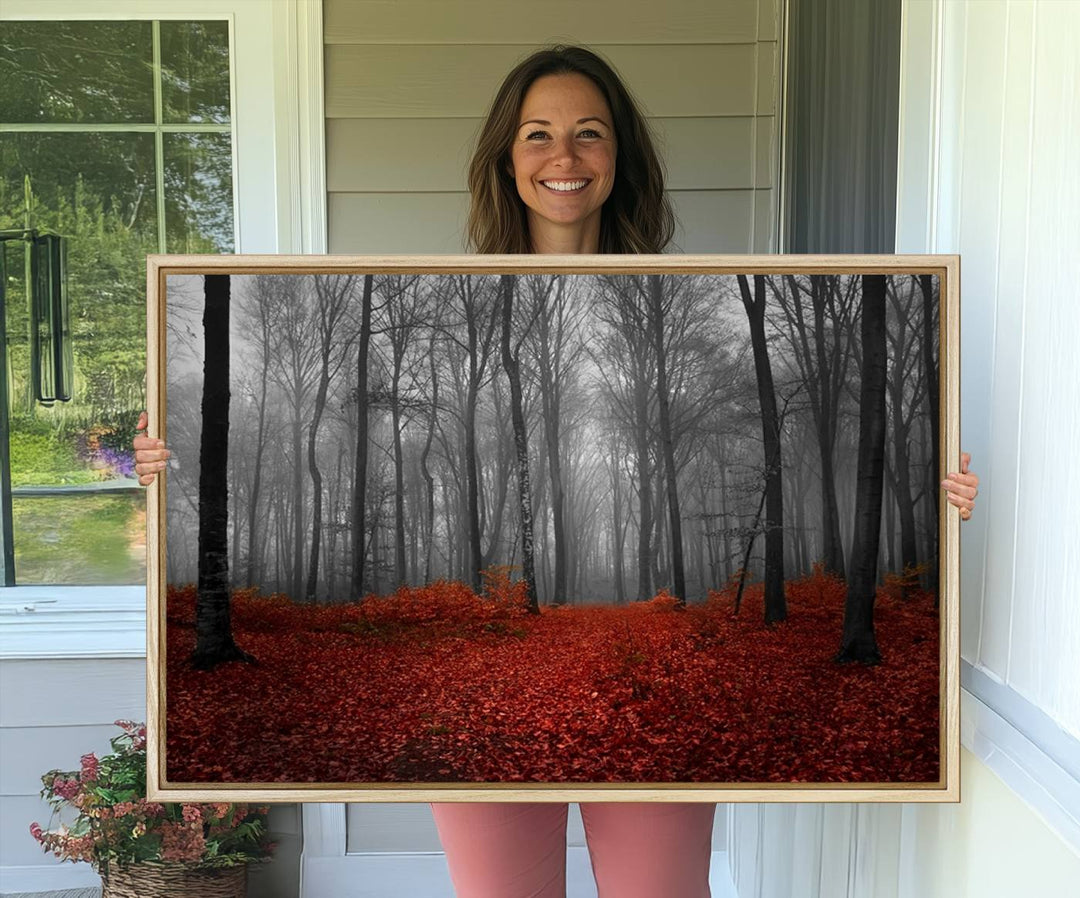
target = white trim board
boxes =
[961,685,1080,854]
[0,587,145,660]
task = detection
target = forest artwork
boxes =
[150,258,958,800]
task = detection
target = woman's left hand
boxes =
[942,451,979,521]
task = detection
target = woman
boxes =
[134,45,979,898]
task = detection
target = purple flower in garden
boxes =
[97,446,136,479]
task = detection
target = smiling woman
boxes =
[466,45,674,255]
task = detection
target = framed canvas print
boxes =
[145,254,959,803]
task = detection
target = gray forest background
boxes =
[164,272,939,605]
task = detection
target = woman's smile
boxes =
[540,178,592,193]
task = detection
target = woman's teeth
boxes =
[542,180,589,192]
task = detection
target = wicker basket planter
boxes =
[100,862,247,898]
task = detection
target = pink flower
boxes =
[29,822,43,842]
[160,821,205,863]
[137,799,165,817]
[52,777,80,801]
[80,753,99,782]
[181,805,202,824]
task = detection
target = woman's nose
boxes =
[549,134,579,166]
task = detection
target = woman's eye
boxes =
[579,129,602,138]
[525,130,550,140]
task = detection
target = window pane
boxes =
[164,132,235,252]
[160,20,232,124]
[1,132,156,458]
[0,21,154,124]
[12,492,146,585]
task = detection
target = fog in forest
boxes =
[164,271,939,606]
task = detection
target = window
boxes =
[0,19,234,585]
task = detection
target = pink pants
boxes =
[430,802,715,898]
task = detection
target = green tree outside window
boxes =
[0,19,234,584]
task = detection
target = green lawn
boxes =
[12,492,146,584]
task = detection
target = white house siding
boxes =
[0,657,145,894]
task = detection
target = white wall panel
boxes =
[978,0,1036,687]
[1006,2,1080,730]
[898,0,1080,738]
[955,1,1010,671]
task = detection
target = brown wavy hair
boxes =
[466,45,675,254]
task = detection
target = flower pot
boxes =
[101,861,247,898]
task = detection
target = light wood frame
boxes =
[146,253,960,803]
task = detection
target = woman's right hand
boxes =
[133,411,171,486]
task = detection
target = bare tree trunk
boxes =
[192,274,253,669]
[305,382,328,603]
[465,295,484,591]
[647,275,687,606]
[836,275,888,664]
[919,274,940,601]
[350,274,373,598]
[634,380,653,600]
[738,274,787,623]
[291,412,304,601]
[611,441,627,604]
[245,353,270,588]
[420,335,438,583]
[500,276,540,613]
[392,376,407,587]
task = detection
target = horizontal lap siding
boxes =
[324,0,762,45]
[325,1,780,254]
[0,658,145,867]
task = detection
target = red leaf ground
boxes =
[165,572,940,785]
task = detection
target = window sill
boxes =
[0,585,145,659]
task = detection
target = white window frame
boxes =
[0,0,326,660]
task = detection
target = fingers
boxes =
[940,474,978,500]
[942,450,979,521]
[133,409,170,486]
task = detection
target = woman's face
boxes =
[508,73,617,250]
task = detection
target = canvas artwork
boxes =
[147,256,958,802]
